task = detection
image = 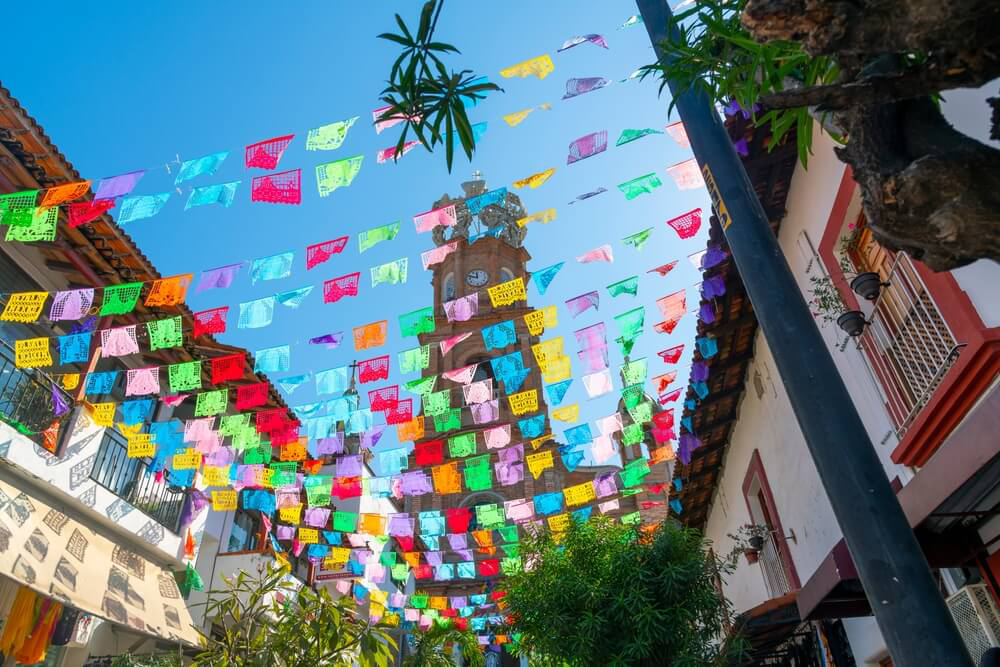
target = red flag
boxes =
[658,388,683,404]
[657,344,684,364]
[647,260,677,277]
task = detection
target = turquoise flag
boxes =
[532,261,564,295]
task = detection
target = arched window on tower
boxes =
[466,355,496,385]
[442,272,456,301]
[461,491,507,531]
[499,267,515,283]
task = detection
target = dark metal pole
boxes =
[635,2,973,665]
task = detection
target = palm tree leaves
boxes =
[378,0,501,171]
[403,622,485,667]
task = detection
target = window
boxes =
[466,355,495,384]
[226,510,262,553]
[443,272,456,301]
[499,267,515,283]
[742,450,800,598]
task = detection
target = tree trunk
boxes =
[835,97,1000,270]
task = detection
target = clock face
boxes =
[466,269,489,287]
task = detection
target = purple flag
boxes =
[94,170,145,200]
[691,361,710,382]
[309,332,344,349]
[563,77,609,100]
[51,385,70,417]
[701,245,728,270]
[448,533,467,550]
[389,513,415,537]
[426,551,443,567]
[495,460,524,486]
[567,131,608,164]
[315,434,344,455]
[566,291,600,317]
[50,289,94,321]
[336,454,363,477]
[569,187,607,204]
[401,471,433,495]
[702,275,727,299]
[305,508,331,528]
[361,425,387,450]
[574,322,607,349]
[594,472,618,498]
[678,433,702,464]
[455,549,474,561]
[558,34,609,52]
[276,525,295,540]
[196,263,243,293]
[699,303,716,324]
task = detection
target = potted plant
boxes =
[726,524,771,566]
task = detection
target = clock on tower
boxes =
[466,269,489,287]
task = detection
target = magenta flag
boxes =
[558,34,609,51]
[567,131,608,164]
[565,291,600,318]
[413,204,458,232]
[574,322,607,350]
[440,332,472,356]
[563,77,609,99]
[444,293,478,322]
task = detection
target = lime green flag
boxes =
[195,389,228,416]
[168,361,202,393]
[359,222,400,253]
[621,358,648,386]
[306,117,358,151]
[316,155,363,197]
[617,173,663,200]
[449,433,477,458]
[147,316,183,350]
[371,258,408,287]
[424,390,451,417]
[399,306,435,336]
[622,227,653,250]
[404,376,437,397]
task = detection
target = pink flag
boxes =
[440,332,472,356]
[421,241,458,269]
[441,364,478,384]
[413,204,458,233]
[504,499,535,522]
[101,326,139,358]
[161,394,188,407]
[558,34,609,51]
[462,379,493,405]
[578,345,609,372]
[574,322,606,350]
[126,368,160,396]
[666,159,705,190]
[50,289,94,321]
[576,244,613,263]
[372,105,418,134]
[484,425,511,449]
[665,121,690,148]
[444,293,478,322]
[659,388,683,404]
[582,369,613,398]
[377,140,419,164]
[306,236,348,270]
[595,413,623,435]
[591,435,616,464]
[657,344,684,364]
[565,291,600,318]
[471,400,500,424]
[567,131,608,164]
[656,290,687,320]
[666,208,702,239]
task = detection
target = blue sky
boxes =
[3,0,710,471]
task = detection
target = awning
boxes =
[798,383,1000,620]
[0,474,201,646]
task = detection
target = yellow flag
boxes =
[532,338,564,366]
[126,434,155,458]
[0,292,48,323]
[563,481,596,507]
[503,108,534,127]
[173,449,202,470]
[62,373,80,390]
[513,168,555,189]
[212,490,238,511]
[508,389,538,416]
[280,504,303,524]
[548,513,571,533]
[89,402,115,428]
[298,527,319,544]
[500,54,554,79]
[526,450,554,478]
[487,277,527,308]
[14,337,52,368]
[203,465,230,486]
[516,208,557,227]
[552,404,579,423]
[541,355,572,383]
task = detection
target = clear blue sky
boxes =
[2,0,710,471]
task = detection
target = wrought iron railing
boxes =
[0,338,73,452]
[90,427,185,532]
[759,534,793,600]
[857,254,963,436]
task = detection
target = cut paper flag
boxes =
[306,236,348,270]
[615,307,645,342]
[306,117,358,151]
[607,276,639,298]
[563,77,609,99]
[94,170,145,200]
[619,15,643,29]
[565,291,599,318]
[359,222,400,253]
[185,181,240,210]
[466,188,507,215]
[558,34,608,51]
[440,333,472,356]
[250,252,294,283]
[399,307,435,337]
[516,209,556,227]
[616,128,663,146]
[245,134,294,169]
[118,193,170,224]
[275,286,312,307]
[353,320,388,351]
[421,241,458,269]
[532,262,564,295]
[653,371,677,394]
[452,122,488,147]
[567,131,608,164]
[499,54,554,79]
[175,152,228,184]
[583,369,613,398]
[50,288,93,321]
[100,283,143,315]
[552,405,579,423]
[256,345,290,373]
[658,344,684,364]
[666,208,702,239]
[622,227,654,250]
[656,290,687,321]
[6,207,58,243]
[648,260,678,277]
[618,173,663,200]
[377,141,419,164]
[277,374,311,394]
[324,272,360,303]
[568,187,607,204]
[316,156,364,197]
[665,121,690,148]
[238,297,275,329]
[503,108,535,127]
[413,205,458,233]
[68,199,114,228]
[251,169,301,204]
[372,105,413,134]
[546,379,572,405]
[371,258,408,287]
[196,263,242,292]
[309,332,343,349]
[444,293,478,322]
[666,159,706,190]
[576,244,613,264]
[513,168,555,189]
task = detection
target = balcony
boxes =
[758,533,794,600]
[0,340,73,453]
[856,254,963,436]
[90,427,186,533]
